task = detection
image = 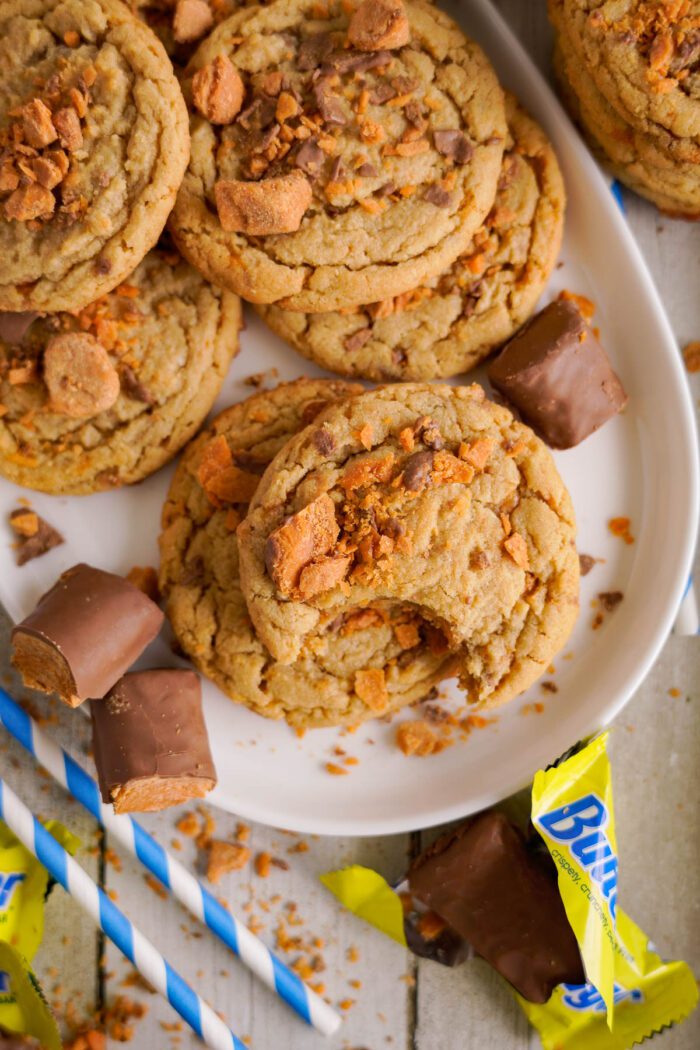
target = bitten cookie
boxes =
[0,245,241,494]
[256,95,565,380]
[0,0,190,312]
[237,384,580,711]
[169,0,507,310]
[159,379,457,728]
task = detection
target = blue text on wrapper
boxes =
[535,793,618,920]
[562,982,643,1013]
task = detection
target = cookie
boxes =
[169,0,507,311]
[0,0,190,313]
[0,245,241,494]
[237,383,579,711]
[130,0,237,64]
[256,95,565,381]
[556,0,700,164]
[159,379,456,728]
[553,34,700,217]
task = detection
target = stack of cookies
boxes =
[169,0,566,380]
[549,0,700,219]
[1,0,590,734]
[0,0,241,495]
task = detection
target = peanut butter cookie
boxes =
[158,379,456,728]
[256,95,565,380]
[169,0,507,311]
[237,384,580,712]
[0,245,241,494]
[553,29,700,217]
[0,0,190,313]
[556,0,700,164]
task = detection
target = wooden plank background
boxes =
[1,2,698,1047]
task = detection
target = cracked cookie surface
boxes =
[0,0,190,312]
[553,27,700,216]
[158,378,456,728]
[555,0,700,163]
[257,95,565,380]
[0,245,241,494]
[169,0,506,311]
[237,383,580,711]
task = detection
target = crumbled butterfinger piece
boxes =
[207,840,251,883]
[348,0,410,52]
[197,434,259,506]
[682,341,700,373]
[298,553,352,599]
[192,55,244,124]
[43,332,120,418]
[53,107,83,151]
[255,851,272,877]
[608,516,634,545]
[503,532,529,570]
[215,172,312,234]
[9,507,64,566]
[264,493,339,597]
[458,436,494,470]
[4,183,55,221]
[354,667,388,712]
[126,566,161,603]
[21,98,57,148]
[396,719,438,756]
[173,0,214,44]
[394,620,420,649]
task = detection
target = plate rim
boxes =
[210,0,700,834]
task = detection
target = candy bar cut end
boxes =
[111,773,216,815]
[11,563,164,706]
[11,629,80,706]
[91,669,216,815]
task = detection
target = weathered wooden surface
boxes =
[1,2,698,1047]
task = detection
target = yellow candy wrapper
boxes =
[0,942,61,1050]
[0,819,79,1038]
[320,866,407,946]
[529,733,698,1047]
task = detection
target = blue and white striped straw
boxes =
[0,687,340,1037]
[0,777,246,1050]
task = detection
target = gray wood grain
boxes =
[1,1,698,1048]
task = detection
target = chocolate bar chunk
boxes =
[91,669,217,814]
[488,299,627,449]
[396,877,471,967]
[408,811,585,1002]
[11,563,164,708]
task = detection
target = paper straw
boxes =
[0,777,246,1050]
[0,687,340,1037]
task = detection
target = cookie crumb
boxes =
[396,719,438,756]
[207,840,251,883]
[682,341,700,373]
[9,507,64,565]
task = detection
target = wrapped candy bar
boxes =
[0,943,60,1050]
[0,820,77,1044]
[321,735,698,1049]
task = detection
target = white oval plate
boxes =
[0,0,697,835]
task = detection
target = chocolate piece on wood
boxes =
[11,563,164,707]
[408,810,585,1002]
[90,669,216,814]
[488,299,627,449]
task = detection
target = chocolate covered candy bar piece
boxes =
[91,669,216,814]
[396,878,471,968]
[408,810,585,1003]
[11,563,164,707]
[488,299,627,449]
